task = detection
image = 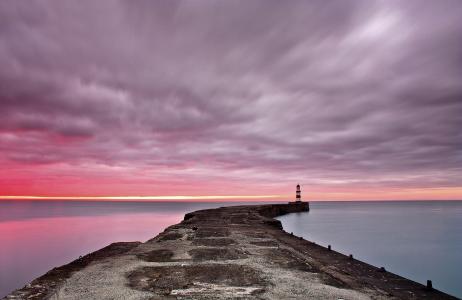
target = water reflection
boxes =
[0,212,181,297]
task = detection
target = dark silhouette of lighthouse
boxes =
[296,184,301,202]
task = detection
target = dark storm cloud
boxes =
[0,0,461,189]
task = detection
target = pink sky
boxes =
[1,1,461,201]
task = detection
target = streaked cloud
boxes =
[1,0,461,199]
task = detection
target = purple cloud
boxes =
[0,0,461,195]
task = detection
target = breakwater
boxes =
[4,202,457,299]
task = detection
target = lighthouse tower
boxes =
[296,184,301,202]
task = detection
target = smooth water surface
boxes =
[277,201,462,298]
[0,200,271,297]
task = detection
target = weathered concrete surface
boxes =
[4,202,457,300]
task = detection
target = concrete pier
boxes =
[4,202,457,299]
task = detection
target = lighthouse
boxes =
[296,184,301,202]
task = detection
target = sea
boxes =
[0,200,461,298]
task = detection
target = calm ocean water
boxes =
[1,200,461,298]
[277,201,462,298]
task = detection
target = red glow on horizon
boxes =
[1,186,461,202]
[1,156,461,202]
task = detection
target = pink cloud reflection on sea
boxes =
[0,212,182,296]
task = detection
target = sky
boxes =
[0,1,461,201]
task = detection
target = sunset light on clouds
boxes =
[1,1,461,201]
